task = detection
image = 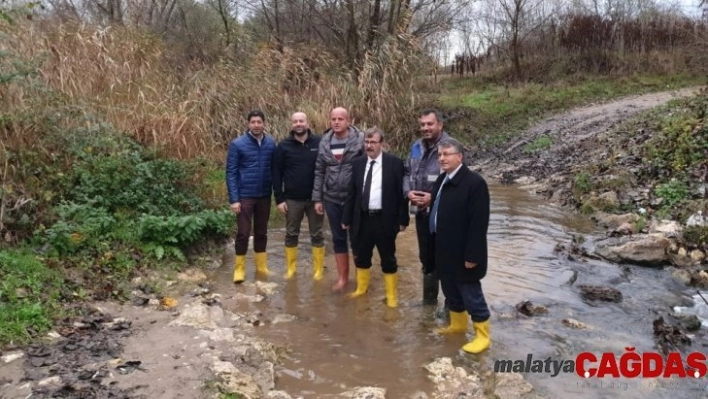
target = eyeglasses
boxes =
[439,152,460,157]
[364,140,381,145]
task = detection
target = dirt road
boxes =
[468,86,704,189]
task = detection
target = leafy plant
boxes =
[40,201,117,255]
[654,180,689,210]
[573,172,592,196]
[138,210,233,260]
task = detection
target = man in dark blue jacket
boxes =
[272,112,324,280]
[226,110,277,283]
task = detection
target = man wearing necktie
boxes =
[428,138,491,353]
[342,127,409,308]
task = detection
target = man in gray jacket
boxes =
[312,107,364,291]
[403,108,451,305]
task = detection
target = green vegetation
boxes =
[0,249,64,344]
[570,91,708,235]
[573,172,592,197]
[524,135,552,153]
[633,93,706,221]
[439,74,705,147]
[654,180,690,211]
[1,30,235,345]
[0,123,234,344]
[685,226,708,247]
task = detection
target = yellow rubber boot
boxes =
[284,247,297,279]
[348,268,370,298]
[384,273,398,308]
[233,255,246,284]
[312,246,325,281]
[462,320,491,354]
[435,311,469,334]
[254,252,271,276]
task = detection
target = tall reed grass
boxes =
[1,19,426,162]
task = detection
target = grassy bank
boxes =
[569,90,708,246]
[0,125,234,345]
[0,250,64,344]
[439,73,707,148]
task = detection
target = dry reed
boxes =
[1,18,426,162]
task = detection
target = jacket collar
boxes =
[246,130,269,143]
[287,129,313,143]
[423,131,450,153]
[445,164,469,186]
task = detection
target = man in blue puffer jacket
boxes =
[226,110,277,283]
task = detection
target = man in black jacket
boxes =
[428,138,491,353]
[272,112,325,280]
[342,127,409,308]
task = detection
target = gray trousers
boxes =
[285,200,325,248]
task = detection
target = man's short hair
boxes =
[364,126,385,142]
[439,138,465,155]
[420,108,443,123]
[247,109,266,122]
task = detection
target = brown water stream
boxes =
[210,183,705,399]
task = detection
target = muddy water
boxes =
[211,183,706,399]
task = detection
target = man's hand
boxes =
[416,192,432,208]
[277,202,288,214]
[465,261,477,269]
[341,224,349,230]
[399,225,407,232]
[230,202,241,215]
[315,202,324,215]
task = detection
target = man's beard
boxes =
[293,129,307,136]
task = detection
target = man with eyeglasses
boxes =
[342,127,409,307]
[428,138,491,354]
[403,108,452,305]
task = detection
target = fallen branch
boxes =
[697,290,708,306]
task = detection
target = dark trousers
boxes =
[416,212,433,272]
[354,212,397,274]
[417,212,440,304]
[284,200,324,248]
[440,277,490,322]
[235,196,271,255]
[324,200,355,254]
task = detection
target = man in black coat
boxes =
[428,138,491,353]
[342,127,409,308]
[272,112,324,280]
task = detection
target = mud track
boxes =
[468,87,703,188]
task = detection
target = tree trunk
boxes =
[366,0,381,51]
[345,0,359,70]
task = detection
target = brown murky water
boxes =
[210,184,705,399]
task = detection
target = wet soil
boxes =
[467,87,704,191]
